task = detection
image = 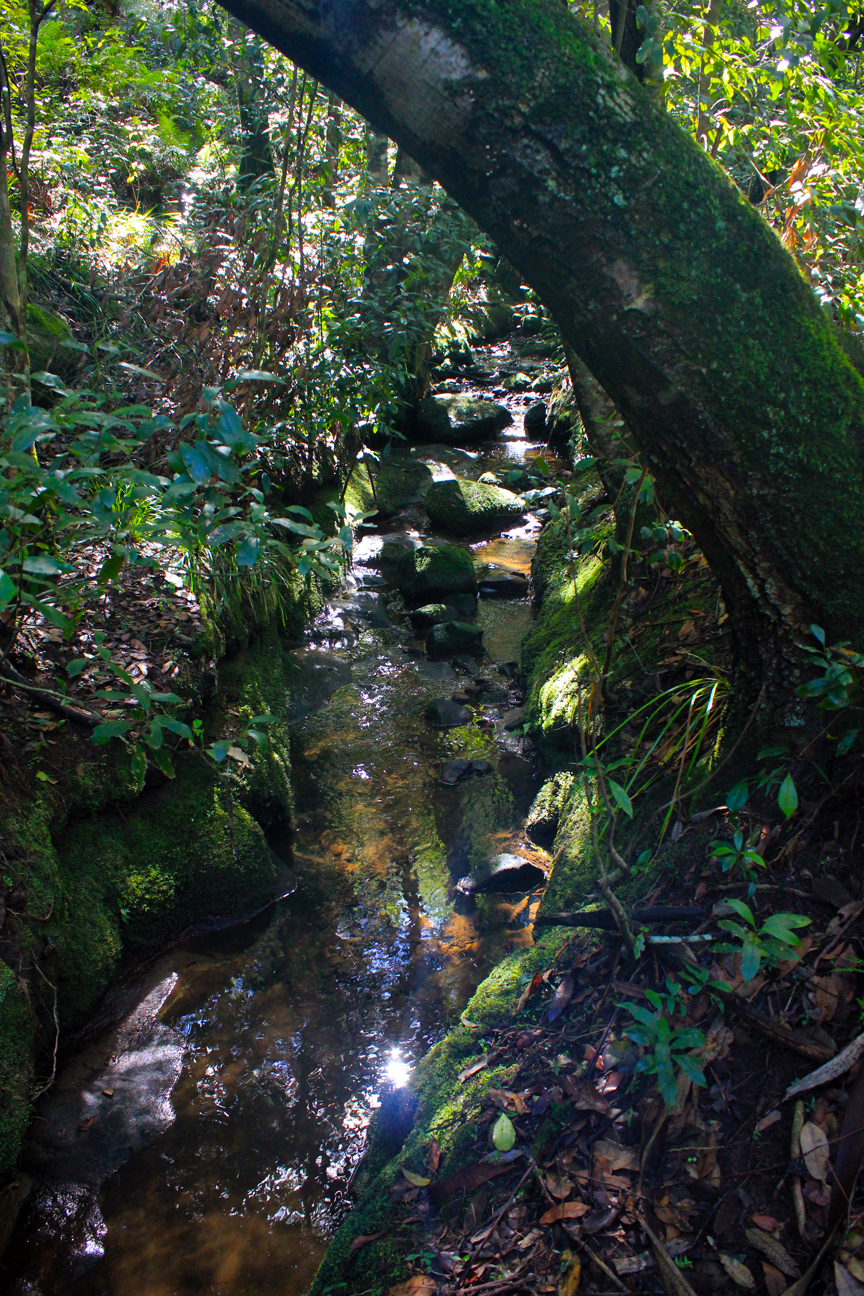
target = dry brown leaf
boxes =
[615,1253,654,1276]
[458,1056,489,1083]
[835,1264,864,1296]
[387,1278,436,1296]
[516,972,544,1014]
[78,1116,96,1132]
[756,1111,781,1133]
[426,1139,440,1174]
[719,1254,756,1289]
[751,1215,780,1232]
[593,1139,639,1172]
[349,1231,386,1254]
[544,1172,573,1199]
[762,1263,787,1296]
[744,1228,800,1277]
[799,1121,830,1182]
[540,1201,591,1225]
[548,974,575,1024]
[569,1083,611,1115]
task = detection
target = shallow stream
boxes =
[3,344,563,1295]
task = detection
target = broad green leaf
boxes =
[401,1168,430,1187]
[740,934,762,984]
[725,897,755,927]
[492,1113,516,1152]
[22,554,69,575]
[726,780,749,813]
[0,569,16,608]
[778,773,798,820]
[236,535,261,567]
[152,746,175,778]
[607,778,633,817]
[92,720,133,744]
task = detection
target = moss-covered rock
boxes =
[424,478,525,536]
[426,620,484,659]
[526,771,575,846]
[398,544,478,602]
[0,615,300,1177]
[345,457,433,516]
[408,603,451,631]
[415,394,512,445]
[546,374,580,457]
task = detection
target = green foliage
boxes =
[619,979,707,1110]
[716,899,810,982]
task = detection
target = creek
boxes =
[2,342,564,1296]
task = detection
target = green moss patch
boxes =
[424,477,525,535]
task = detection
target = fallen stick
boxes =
[784,1028,864,1102]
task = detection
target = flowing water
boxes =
[2,348,563,1296]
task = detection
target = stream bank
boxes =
[1,336,574,1292]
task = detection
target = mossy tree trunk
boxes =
[218,0,864,717]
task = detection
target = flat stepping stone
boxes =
[425,698,471,727]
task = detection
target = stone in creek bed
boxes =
[503,707,527,730]
[440,758,494,785]
[409,603,451,632]
[408,596,477,631]
[398,544,478,602]
[456,852,547,895]
[425,697,472,727]
[426,621,484,660]
[424,477,525,536]
[524,400,547,433]
[414,393,512,445]
[477,565,531,599]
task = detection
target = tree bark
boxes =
[230,20,275,189]
[217,0,864,716]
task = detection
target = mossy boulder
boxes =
[425,478,525,536]
[415,394,512,445]
[345,458,433,517]
[27,303,81,380]
[526,771,575,847]
[546,375,580,457]
[398,544,478,602]
[426,620,484,659]
[408,603,450,632]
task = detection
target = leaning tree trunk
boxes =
[217,0,864,718]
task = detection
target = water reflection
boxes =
[2,396,554,1296]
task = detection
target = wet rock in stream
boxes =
[426,621,484,659]
[414,393,512,444]
[424,477,525,536]
[285,648,352,722]
[398,544,478,602]
[440,759,493,786]
[425,698,471,727]
[477,565,530,598]
[456,852,547,895]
